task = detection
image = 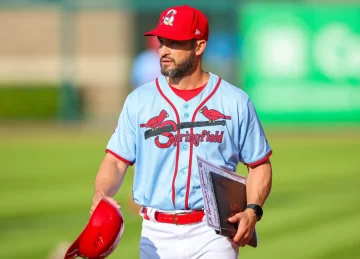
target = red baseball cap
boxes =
[143,5,209,41]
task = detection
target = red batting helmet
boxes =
[64,198,124,259]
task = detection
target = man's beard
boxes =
[160,50,195,78]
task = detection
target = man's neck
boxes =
[167,70,210,90]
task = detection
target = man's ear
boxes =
[195,40,207,56]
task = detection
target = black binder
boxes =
[209,171,258,247]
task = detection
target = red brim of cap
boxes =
[143,28,194,41]
[64,238,80,259]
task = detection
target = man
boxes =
[91,5,272,259]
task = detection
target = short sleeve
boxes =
[239,99,272,166]
[106,97,136,165]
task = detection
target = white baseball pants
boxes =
[139,211,239,259]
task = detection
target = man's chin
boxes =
[161,69,174,77]
[161,64,174,70]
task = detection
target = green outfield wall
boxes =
[240,3,360,123]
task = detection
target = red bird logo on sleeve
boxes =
[199,106,231,122]
[140,109,169,130]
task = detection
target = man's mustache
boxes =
[160,55,175,62]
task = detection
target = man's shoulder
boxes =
[132,79,158,93]
[217,77,249,101]
[127,79,159,101]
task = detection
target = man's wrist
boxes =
[246,204,263,221]
[94,189,107,197]
[245,208,258,221]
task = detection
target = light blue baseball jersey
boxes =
[106,72,272,211]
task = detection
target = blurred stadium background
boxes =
[0,0,359,258]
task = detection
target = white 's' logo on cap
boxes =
[195,29,201,35]
[162,9,177,26]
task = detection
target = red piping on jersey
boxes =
[156,78,181,208]
[105,149,134,165]
[185,77,222,209]
[244,150,273,167]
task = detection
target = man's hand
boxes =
[90,194,121,215]
[228,209,257,247]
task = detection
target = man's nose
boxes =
[159,44,171,56]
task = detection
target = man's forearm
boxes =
[229,159,272,245]
[246,159,272,206]
[94,153,129,197]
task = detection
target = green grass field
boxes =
[0,125,359,259]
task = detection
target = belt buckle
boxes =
[173,212,187,225]
[174,213,179,225]
[173,211,191,225]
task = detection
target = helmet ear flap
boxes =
[64,198,124,259]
